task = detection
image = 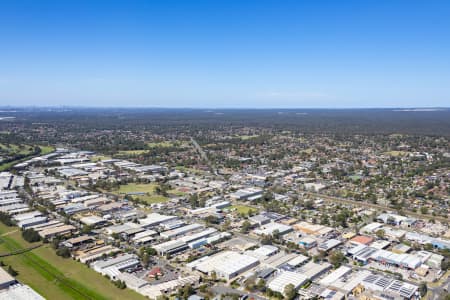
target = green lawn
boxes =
[0,144,55,171]
[90,154,112,162]
[146,141,174,147]
[175,166,207,176]
[113,183,169,204]
[229,204,258,215]
[116,141,183,156]
[0,223,146,300]
[39,145,55,155]
[117,149,150,155]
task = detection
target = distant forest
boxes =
[0,108,449,136]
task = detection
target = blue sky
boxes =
[0,0,449,108]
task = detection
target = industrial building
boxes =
[253,222,292,236]
[361,274,419,299]
[229,187,263,201]
[160,223,204,239]
[317,238,342,252]
[189,251,259,280]
[138,213,178,228]
[91,254,140,277]
[0,267,44,300]
[17,216,48,229]
[153,240,189,256]
[267,271,308,294]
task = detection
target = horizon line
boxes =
[0,105,449,110]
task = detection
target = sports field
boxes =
[0,223,146,300]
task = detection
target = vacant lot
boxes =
[113,183,169,204]
[0,223,146,300]
[229,204,258,215]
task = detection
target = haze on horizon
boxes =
[1,0,450,108]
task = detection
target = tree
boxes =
[284,283,296,300]
[328,250,346,268]
[244,276,256,292]
[7,265,18,276]
[418,282,427,297]
[375,229,385,239]
[256,278,266,292]
[51,238,61,249]
[147,247,157,256]
[82,225,92,234]
[205,215,220,225]
[142,253,150,267]
[22,229,41,243]
[182,284,194,299]
[56,246,71,258]
[241,220,252,233]
[0,212,15,226]
[210,271,217,281]
[189,194,199,208]
[272,229,280,240]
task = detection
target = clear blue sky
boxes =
[1,0,449,108]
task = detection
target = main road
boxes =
[190,137,223,178]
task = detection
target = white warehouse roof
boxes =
[268,271,308,294]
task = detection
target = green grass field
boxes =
[0,223,145,300]
[0,143,32,155]
[229,204,258,215]
[39,145,55,155]
[146,141,175,147]
[117,149,150,155]
[0,144,55,171]
[90,154,112,162]
[113,183,169,204]
[116,141,184,156]
[237,135,259,140]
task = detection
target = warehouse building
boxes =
[17,216,48,229]
[139,213,178,228]
[286,254,310,268]
[179,227,217,244]
[361,274,418,300]
[293,222,334,237]
[160,223,204,239]
[245,245,278,260]
[0,267,16,289]
[229,187,263,201]
[190,251,259,280]
[77,245,120,264]
[317,239,342,252]
[319,265,352,287]
[263,252,298,269]
[267,271,308,295]
[38,224,76,239]
[298,261,332,280]
[153,240,188,256]
[91,253,140,277]
[62,235,94,248]
[13,211,43,223]
[253,222,292,236]
[0,284,45,300]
